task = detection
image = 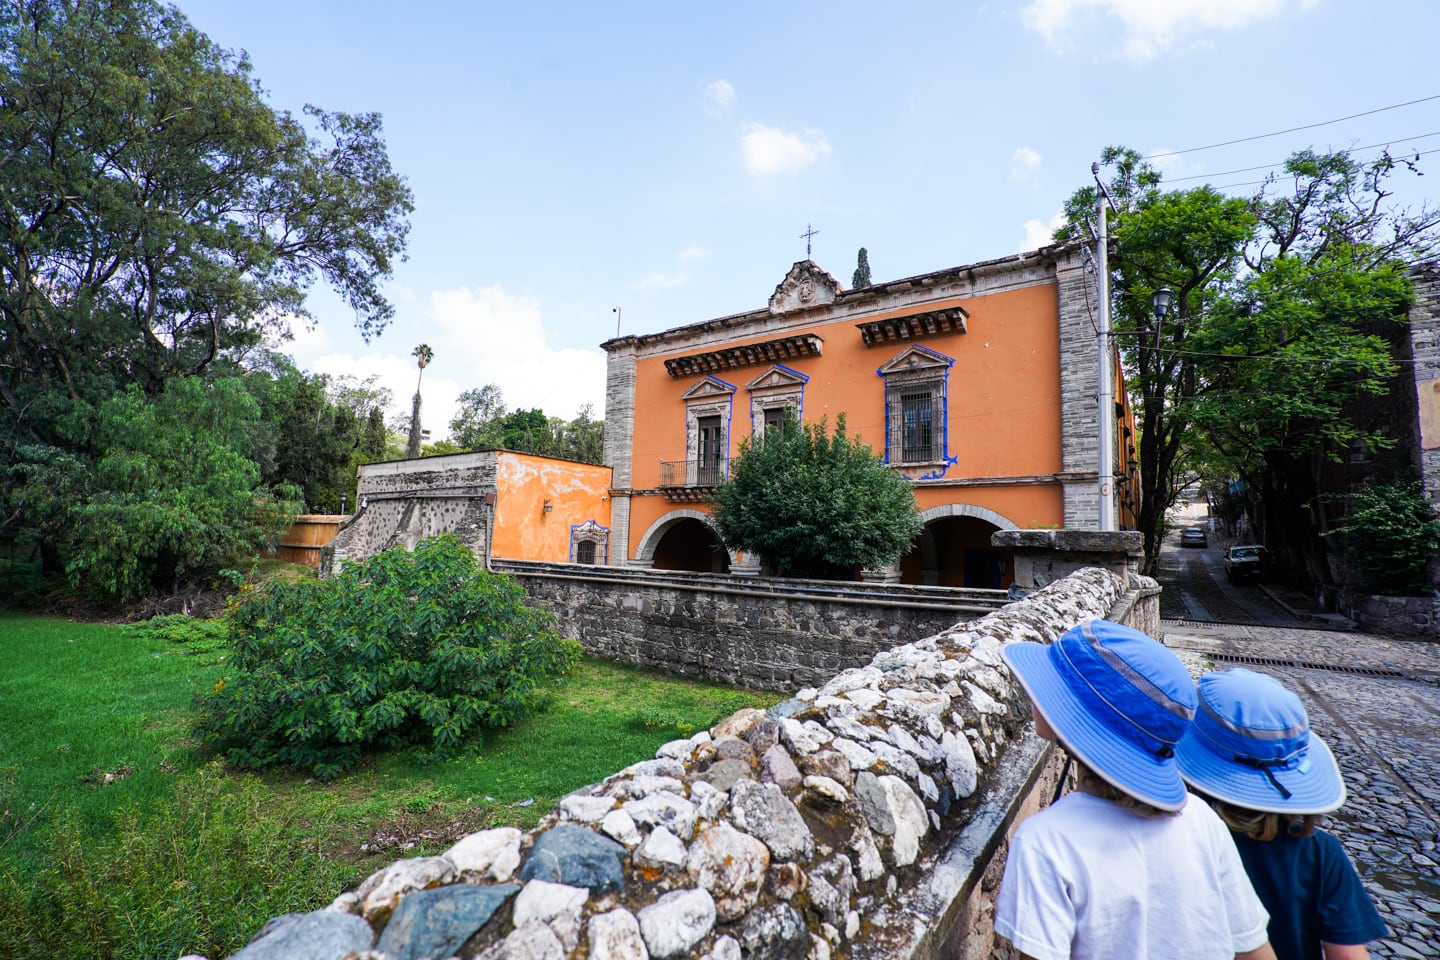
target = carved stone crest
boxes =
[769,261,840,314]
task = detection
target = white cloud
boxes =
[272,315,334,357]
[1021,0,1316,61]
[704,79,736,115]
[1011,146,1043,182]
[1020,210,1069,251]
[633,245,711,290]
[742,124,832,176]
[1147,147,1185,178]
[635,270,690,290]
[304,285,606,439]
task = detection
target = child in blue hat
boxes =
[1175,669,1388,960]
[995,619,1276,960]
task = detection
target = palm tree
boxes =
[404,343,433,457]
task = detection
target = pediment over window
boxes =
[680,376,737,402]
[877,344,955,379]
[769,260,841,314]
[746,364,810,393]
[572,519,608,540]
[857,306,968,347]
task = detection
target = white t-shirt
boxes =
[994,791,1270,960]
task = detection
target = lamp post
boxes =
[1094,162,1116,531]
[1151,288,1174,351]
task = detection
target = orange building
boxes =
[323,450,613,573]
[601,245,1138,587]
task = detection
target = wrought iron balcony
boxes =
[658,459,725,499]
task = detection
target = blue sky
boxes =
[173,0,1439,437]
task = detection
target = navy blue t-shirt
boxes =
[1233,827,1388,960]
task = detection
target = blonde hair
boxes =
[1069,756,1175,819]
[1208,798,1318,841]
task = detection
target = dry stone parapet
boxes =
[208,566,1129,959]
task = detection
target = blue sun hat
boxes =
[1001,619,1198,812]
[1176,668,1345,815]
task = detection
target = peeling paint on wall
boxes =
[493,452,613,563]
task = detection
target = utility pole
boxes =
[1093,162,1116,531]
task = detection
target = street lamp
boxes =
[1151,287,1174,317]
[1151,288,1174,350]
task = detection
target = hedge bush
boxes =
[1331,476,1440,596]
[198,535,580,778]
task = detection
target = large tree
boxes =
[1186,149,1431,587]
[711,414,921,579]
[1059,146,1439,580]
[0,0,411,589]
[1060,148,1255,567]
[403,343,433,457]
[248,359,363,514]
[15,377,300,602]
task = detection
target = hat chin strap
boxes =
[1233,755,1293,800]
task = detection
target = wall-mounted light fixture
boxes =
[543,500,553,514]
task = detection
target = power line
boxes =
[1207,146,1440,193]
[1164,133,1440,185]
[1125,343,1422,365]
[1142,94,1440,160]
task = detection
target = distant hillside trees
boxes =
[449,385,604,464]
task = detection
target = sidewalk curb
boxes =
[1257,582,1355,630]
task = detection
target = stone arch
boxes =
[901,502,1020,587]
[916,502,1019,530]
[633,508,738,572]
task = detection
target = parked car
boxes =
[1224,545,1267,583]
[1181,527,1208,548]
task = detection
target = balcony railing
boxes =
[659,459,725,488]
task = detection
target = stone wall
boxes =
[1346,592,1440,639]
[215,567,1154,960]
[1408,263,1440,507]
[322,454,497,576]
[1054,248,1100,529]
[496,560,1011,690]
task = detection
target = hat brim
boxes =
[1003,640,1188,812]
[1176,726,1346,815]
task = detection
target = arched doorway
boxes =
[636,510,733,573]
[899,505,1017,588]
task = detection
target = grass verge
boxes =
[0,612,779,959]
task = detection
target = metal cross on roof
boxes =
[800,223,819,258]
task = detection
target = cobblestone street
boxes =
[1148,494,1440,956]
[1163,622,1440,958]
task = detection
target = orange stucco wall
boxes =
[492,452,612,563]
[625,283,1067,557]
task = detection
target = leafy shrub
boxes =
[14,378,302,604]
[124,613,228,646]
[712,413,922,579]
[198,534,580,778]
[1330,476,1440,595]
[0,763,355,960]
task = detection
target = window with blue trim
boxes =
[878,345,953,469]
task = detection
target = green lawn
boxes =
[0,612,779,960]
